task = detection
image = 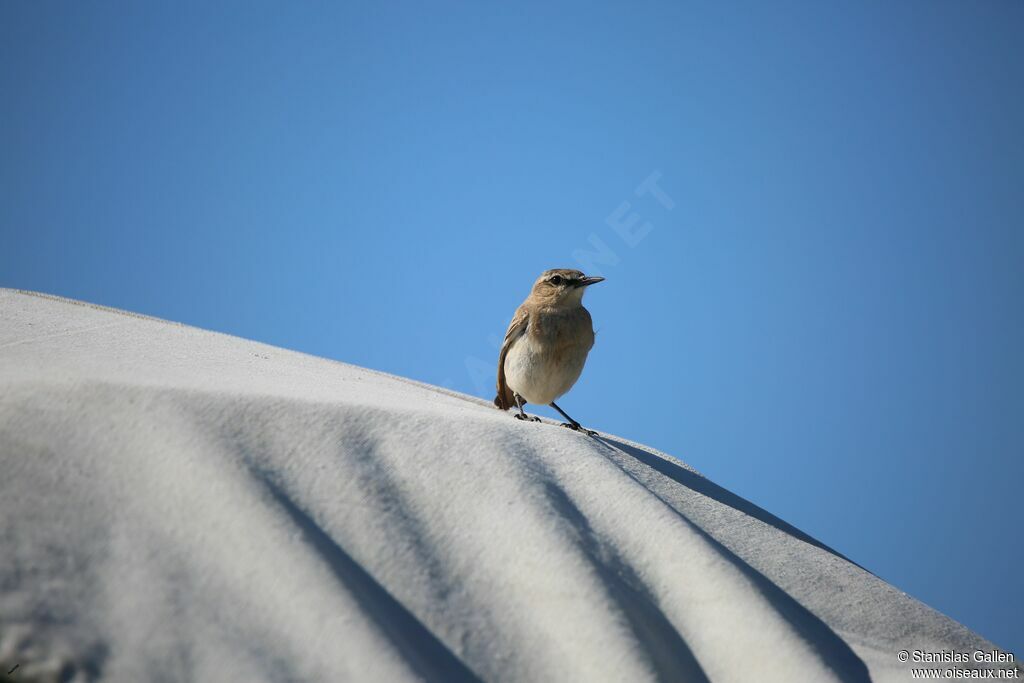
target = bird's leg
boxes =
[549,401,596,436]
[513,393,541,422]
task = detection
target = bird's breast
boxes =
[503,308,594,405]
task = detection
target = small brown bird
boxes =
[494,268,604,433]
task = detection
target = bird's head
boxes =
[530,269,605,307]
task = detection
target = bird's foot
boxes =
[559,422,597,436]
[514,413,542,422]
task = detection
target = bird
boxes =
[494,268,604,434]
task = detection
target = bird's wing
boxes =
[494,305,529,410]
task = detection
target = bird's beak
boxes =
[578,276,605,287]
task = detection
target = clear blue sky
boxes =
[2,0,1021,654]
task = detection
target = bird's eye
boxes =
[550,275,562,285]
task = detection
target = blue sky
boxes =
[2,1,1021,654]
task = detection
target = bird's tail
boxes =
[494,386,516,410]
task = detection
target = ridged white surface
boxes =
[0,290,1010,682]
